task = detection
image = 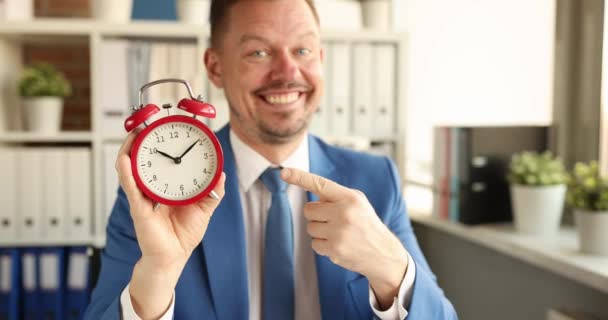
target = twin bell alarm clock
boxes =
[124,78,224,207]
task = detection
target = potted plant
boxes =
[18,63,71,133]
[566,161,608,256]
[507,151,569,236]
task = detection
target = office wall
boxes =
[394,0,556,213]
[413,222,608,320]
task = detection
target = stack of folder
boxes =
[0,246,91,320]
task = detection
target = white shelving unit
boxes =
[0,18,407,248]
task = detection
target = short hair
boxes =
[209,0,320,49]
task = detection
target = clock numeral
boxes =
[148,147,158,155]
[180,184,184,191]
[156,136,165,143]
[193,179,198,185]
[186,132,191,138]
[198,140,203,146]
[147,161,152,168]
[170,131,179,139]
[204,153,208,160]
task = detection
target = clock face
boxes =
[131,116,223,206]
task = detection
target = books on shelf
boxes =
[99,39,208,139]
[0,147,92,243]
[0,246,92,320]
[432,126,549,224]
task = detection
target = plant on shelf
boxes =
[18,62,71,133]
[507,151,568,236]
[566,161,608,256]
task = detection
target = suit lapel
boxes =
[201,125,249,319]
[308,135,349,320]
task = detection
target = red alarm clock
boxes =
[124,79,224,207]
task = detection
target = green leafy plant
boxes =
[18,63,71,98]
[507,150,569,186]
[566,161,608,212]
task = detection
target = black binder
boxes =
[456,126,548,224]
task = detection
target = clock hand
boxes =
[156,149,181,164]
[178,139,201,159]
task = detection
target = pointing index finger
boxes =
[281,167,348,202]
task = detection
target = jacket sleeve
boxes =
[83,188,142,320]
[382,157,458,320]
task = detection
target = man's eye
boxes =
[296,48,311,56]
[251,50,268,58]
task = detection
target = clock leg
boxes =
[210,191,219,200]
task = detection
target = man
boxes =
[84,0,457,319]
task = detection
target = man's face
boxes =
[206,0,323,144]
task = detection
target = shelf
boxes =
[0,131,93,143]
[0,237,92,247]
[410,213,608,294]
[0,18,405,42]
[0,18,205,38]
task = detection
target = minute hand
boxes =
[179,139,200,159]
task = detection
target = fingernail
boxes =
[281,168,291,179]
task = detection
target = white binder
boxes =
[103,143,121,219]
[41,148,66,239]
[17,149,43,240]
[352,43,374,137]
[99,39,130,138]
[309,42,331,136]
[208,85,230,131]
[175,43,209,120]
[0,147,17,241]
[148,42,173,124]
[372,45,396,138]
[66,148,92,240]
[328,43,352,136]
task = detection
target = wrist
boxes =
[366,236,408,299]
[129,258,184,319]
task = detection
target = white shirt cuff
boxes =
[368,252,416,320]
[120,283,175,320]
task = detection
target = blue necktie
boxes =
[260,167,295,320]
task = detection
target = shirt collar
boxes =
[229,129,310,192]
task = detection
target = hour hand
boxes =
[156,149,180,163]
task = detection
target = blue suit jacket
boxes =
[84,125,457,319]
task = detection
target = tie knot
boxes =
[260,167,287,193]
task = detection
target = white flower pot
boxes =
[361,0,391,30]
[575,210,608,256]
[176,0,210,25]
[2,0,33,21]
[91,0,133,23]
[510,184,566,236]
[22,97,63,133]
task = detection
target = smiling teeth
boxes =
[264,92,299,105]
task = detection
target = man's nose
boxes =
[270,50,298,82]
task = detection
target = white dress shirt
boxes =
[120,129,416,319]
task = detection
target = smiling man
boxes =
[84,0,457,319]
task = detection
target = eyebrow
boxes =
[239,31,318,46]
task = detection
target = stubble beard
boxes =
[230,105,313,145]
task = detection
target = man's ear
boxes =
[204,48,223,89]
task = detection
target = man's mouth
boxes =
[261,92,301,105]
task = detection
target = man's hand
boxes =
[281,167,408,309]
[115,131,226,319]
